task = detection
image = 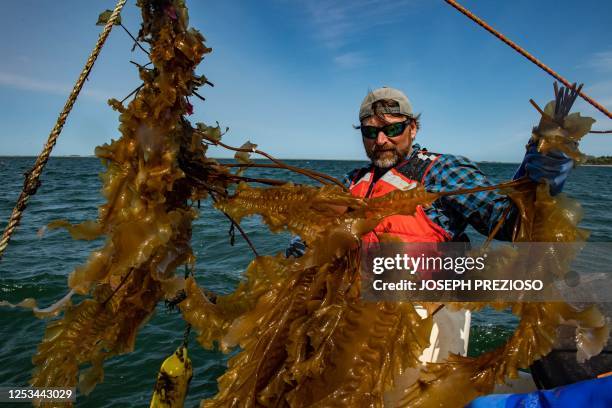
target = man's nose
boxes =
[375,131,388,145]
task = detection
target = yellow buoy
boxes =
[150,346,193,408]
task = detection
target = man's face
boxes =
[362,114,417,169]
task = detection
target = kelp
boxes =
[2,1,609,407]
[188,171,607,408]
[181,90,609,407]
[25,0,219,400]
[214,183,439,266]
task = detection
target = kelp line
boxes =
[0,0,609,407]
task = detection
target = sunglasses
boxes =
[360,119,412,139]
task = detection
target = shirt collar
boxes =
[407,143,421,161]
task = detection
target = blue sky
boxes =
[0,0,611,162]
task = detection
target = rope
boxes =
[182,264,193,348]
[0,0,127,261]
[444,0,612,120]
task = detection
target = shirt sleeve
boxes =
[422,154,518,241]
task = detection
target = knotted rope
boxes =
[0,0,127,261]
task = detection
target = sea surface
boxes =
[0,157,611,407]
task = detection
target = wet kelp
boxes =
[182,74,609,408]
[3,1,609,407]
[28,0,219,396]
[185,173,607,407]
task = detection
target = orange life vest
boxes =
[348,159,451,244]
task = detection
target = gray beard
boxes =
[367,149,405,169]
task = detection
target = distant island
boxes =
[584,155,612,165]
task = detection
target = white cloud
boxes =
[0,71,118,102]
[582,50,612,73]
[588,79,612,107]
[302,0,420,49]
[333,51,366,68]
[295,0,420,69]
[572,50,612,119]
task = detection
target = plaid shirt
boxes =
[343,144,518,241]
[287,145,518,257]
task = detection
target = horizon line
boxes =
[0,155,523,164]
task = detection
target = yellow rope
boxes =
[0,0,127,261]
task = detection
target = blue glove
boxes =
[285,236,306,258]
[465,376,612,408]
[513,143,573,196]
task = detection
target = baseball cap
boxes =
[359,86,414,121]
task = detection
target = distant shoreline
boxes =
[3,156,612,167]
[0,155,522,164]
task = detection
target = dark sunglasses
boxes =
[359,119,412,139]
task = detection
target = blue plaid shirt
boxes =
[287,145,518,257]
[343,144,518,241]
[415,145,517,241]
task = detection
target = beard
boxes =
[366,146,410,169]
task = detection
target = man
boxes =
[349,86,571,244]
[287,86,573,363]
[288,86,572,252]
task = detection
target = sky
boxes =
[0,0,611,162]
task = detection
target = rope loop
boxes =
[0,0,127,261]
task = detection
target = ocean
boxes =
[1,157,611,407]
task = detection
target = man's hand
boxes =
[286,236,307,258]
[513,143,573,196]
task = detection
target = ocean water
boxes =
[0,156,611,407]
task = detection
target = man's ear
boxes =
[409,121,418,140]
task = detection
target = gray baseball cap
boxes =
[359,86,414,121]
